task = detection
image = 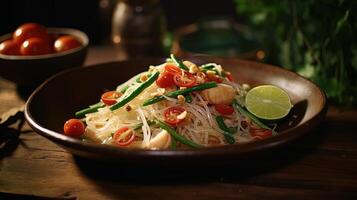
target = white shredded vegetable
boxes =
[137,106,151,148]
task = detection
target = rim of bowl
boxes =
[0,27,89,60]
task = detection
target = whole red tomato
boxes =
[13,23,49,44]
[54,35,81,52]
[0,40,21,55]
[156,71,175,88]
[20,37,52,55]
[63,119,85,138]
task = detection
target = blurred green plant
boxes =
[234,0,357,105]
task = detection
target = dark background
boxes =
[0,0,236,44]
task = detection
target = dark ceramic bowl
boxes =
[25,56,327,165]
[0,28,88,87]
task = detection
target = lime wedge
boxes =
[245,85,292,120]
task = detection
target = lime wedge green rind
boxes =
[245,85,293,120]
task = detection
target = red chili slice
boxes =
[206,73,223,83]
[101,91,122,106]
[163,106,186,126]
[165,63,181,74]
[173,71,196,88]
[251,129,273,140]
[214,104,234,115]
[113,127,135,146]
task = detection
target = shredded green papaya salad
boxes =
[63,54,292,150]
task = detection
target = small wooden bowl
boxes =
[0,28,89,87]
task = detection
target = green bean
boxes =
[75,102,105,118]
[110,71,159,111]
[221,132,235,144]
[170,54,189,71]
[228,126,238,134]
[135,75,142,83]
[118,85,129,93]
[199,63,216,70]
[232,99,274,132]
[170,138,177,149]
[216,116,230,132]
[199,63,224,76]
[89,101,104,108]
[135,72,152,83]
[185,94,193,103]
[215,116,237,134]
[215,116,236,144]
[143,82,217,106]
[199,64,219,74]
[117,72,145,92]
[199,64,217,74]
[155,119,202,148]
[132,120,156,131]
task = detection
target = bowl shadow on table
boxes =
[0,117,31,159]
[72,100,326,188]
[0,127,21,159]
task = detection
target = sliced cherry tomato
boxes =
[13,23,49,44]
[163,106,186,126]
[156,63,182,88]
[214,104,234,115]
[0,40,21,55]
[101,91,122,106]
[64,119,85,138]
[113,127,135,146]
[251,129,273,140]
[164,63,181,74]
[156,70,176,88]
[20,37,52,55]
[173,71,196,87]
[54,35,82,52]
[206,73,223,83]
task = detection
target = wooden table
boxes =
[1,47,357,200]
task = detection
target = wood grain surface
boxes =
[1,47,357,200]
